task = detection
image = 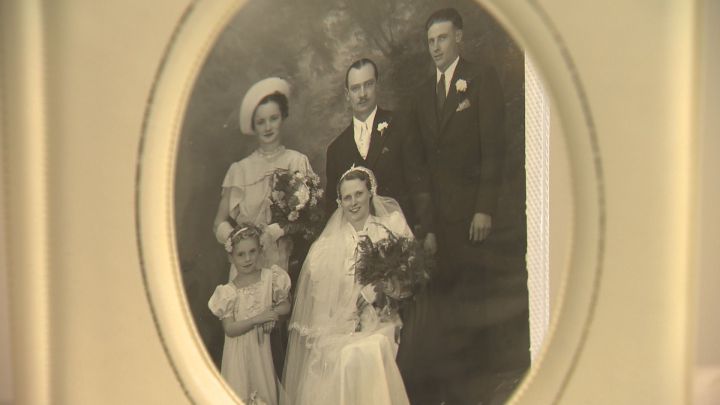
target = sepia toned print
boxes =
[175,1,528,403]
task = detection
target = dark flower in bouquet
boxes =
[268,169,325,241]
[354,223,433,314]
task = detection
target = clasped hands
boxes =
[254,307,280,342]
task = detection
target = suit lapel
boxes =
[339,124,363,163]
[365,109,390,169]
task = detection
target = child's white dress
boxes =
[209,265,291,405]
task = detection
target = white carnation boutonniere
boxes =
[455,79,471,112]
[377,121,389,135]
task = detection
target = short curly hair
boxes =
[225,222,263,253]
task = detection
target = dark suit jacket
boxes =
[325,108,430,231]
[408,58,505,229]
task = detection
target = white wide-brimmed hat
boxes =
[238,77,291,135]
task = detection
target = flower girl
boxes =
[209,223,291,405]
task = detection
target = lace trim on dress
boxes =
[288,322,350,338]
[232,278,264,318]
[232,277,263,292]
[288,322,325,337]
[288,317,363,337]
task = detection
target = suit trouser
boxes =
[396,206,531,402]
[403,215,530,404]
[434,217,490,371]
[395,217,485,403]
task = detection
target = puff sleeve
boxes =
[221,162,241,189]
[208,284,237,320]
[289,152,315,177]
[270,265,291,304]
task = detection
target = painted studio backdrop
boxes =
[174,0,528,369]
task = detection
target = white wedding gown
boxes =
[282,200,412,405]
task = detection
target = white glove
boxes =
[215,221,234,244]
[264,223,285,242]
[360,283,377,305]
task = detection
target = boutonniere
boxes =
[456,98,471,112]
[377,121,389,135]
[381,146,390,154]
[455,79,468,93]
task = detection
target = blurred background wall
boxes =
[174,0,526,366]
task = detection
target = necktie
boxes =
[358,123,369,159]
[436,73,446,116]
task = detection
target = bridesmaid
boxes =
[213,77,316,374]
[213,77,315,276]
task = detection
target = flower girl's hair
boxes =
[224,222,262,253]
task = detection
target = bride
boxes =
[282,166,412,405]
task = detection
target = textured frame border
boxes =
[525,56,550,363]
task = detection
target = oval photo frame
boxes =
[135,1,604,404]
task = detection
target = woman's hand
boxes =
[382,277,412,300]
[264,223,285,242]
[356,293,370,312]
[359,283,378,305]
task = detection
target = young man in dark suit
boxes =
[405,8,510,404]
[325,58,434,239]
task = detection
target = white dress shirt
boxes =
[436,56,460,97]
[353,107,378,159]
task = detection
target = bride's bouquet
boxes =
[354,223,432,316]
[268,169,325,241]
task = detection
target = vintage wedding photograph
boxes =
[174,0,529,404]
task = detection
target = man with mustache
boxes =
[325,58,434,245]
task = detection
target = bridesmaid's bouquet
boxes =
[354,224,432,315]
[268,169,325,241]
